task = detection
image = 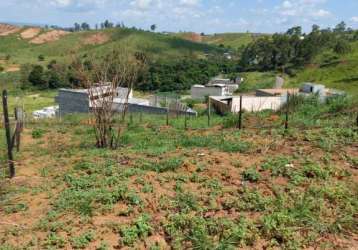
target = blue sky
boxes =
[1,0,358,33]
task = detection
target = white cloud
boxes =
[351,16,358,23]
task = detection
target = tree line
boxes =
[239,22,357,75]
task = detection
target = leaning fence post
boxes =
[285,92,290,131]
[208,97,211,127]
[238,95,243,129]
[2,90,15,178]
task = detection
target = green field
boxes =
[0,96,357,249]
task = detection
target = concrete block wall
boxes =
[56,90,89,115]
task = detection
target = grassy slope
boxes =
[288,41,358,96]
[0,28,220,66]
[202,33,256,49]
[0,100,357,249]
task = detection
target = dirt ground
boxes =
[20,28,41,39]
[30,30,69,44]
[0,124,357,249]
[0,24,20,36]
[83,32,110,45]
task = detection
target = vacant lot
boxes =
[0,97,357,249]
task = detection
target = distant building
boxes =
[191,77,242,100]
[191,84,229,100]
[56,86,197,116]
[223,52,232,60]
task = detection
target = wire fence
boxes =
[0,95,357,180]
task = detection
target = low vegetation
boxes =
[0,95,357,249]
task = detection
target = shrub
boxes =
[242,168,261,182]
[71,231,96,249]
[32,128,45,139]
[38,55,45,61]
[120,214,152,246]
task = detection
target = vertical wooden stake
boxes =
[184,110,188,130]
[166,106,169,126]
[285,92,290,131]
[2,90,15,178]
[139,112,143,123]
[208,97,211,127]
[238,95,243,129]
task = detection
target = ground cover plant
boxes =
[0,95,357,249]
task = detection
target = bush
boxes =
[0,66,4,72]
[242,167,261,182]
[32,128,45,139]
[28,65,47,88]
[38,55,45,61]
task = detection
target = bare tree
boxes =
[72,49,146,149]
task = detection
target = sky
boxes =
[1,0,358,34]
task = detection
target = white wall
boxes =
[231,96,286,112]
[191,86,225,100]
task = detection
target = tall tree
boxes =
[150,24,157,32]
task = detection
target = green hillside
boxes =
[174,32,266,50]
[202,33,259,49]
[0,27,220,67]
[288,41,358,96]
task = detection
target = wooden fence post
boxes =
[285,93,290,131]
[166,106,169,126]
[238,95,243,129]
[139,112,143,123]
[208,97,211,127]
[2,90,15,178]
[184,110,188,130]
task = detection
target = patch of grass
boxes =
[139,157,184,173]
[4,203,28,214]
[119,214,152,246]
[31,128,46,139]
[242,167,261,182]
[71,230,96,249]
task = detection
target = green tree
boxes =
[28,65,47,88]
[150,24,157,32]
[334,40,351,54]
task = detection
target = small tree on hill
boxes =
[28,65,47,88]
[150,24,157,32]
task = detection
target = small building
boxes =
[56,86,197,116]
[191,84,229,100]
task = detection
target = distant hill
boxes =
[175,32,269,50]
[0,24,221,72]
